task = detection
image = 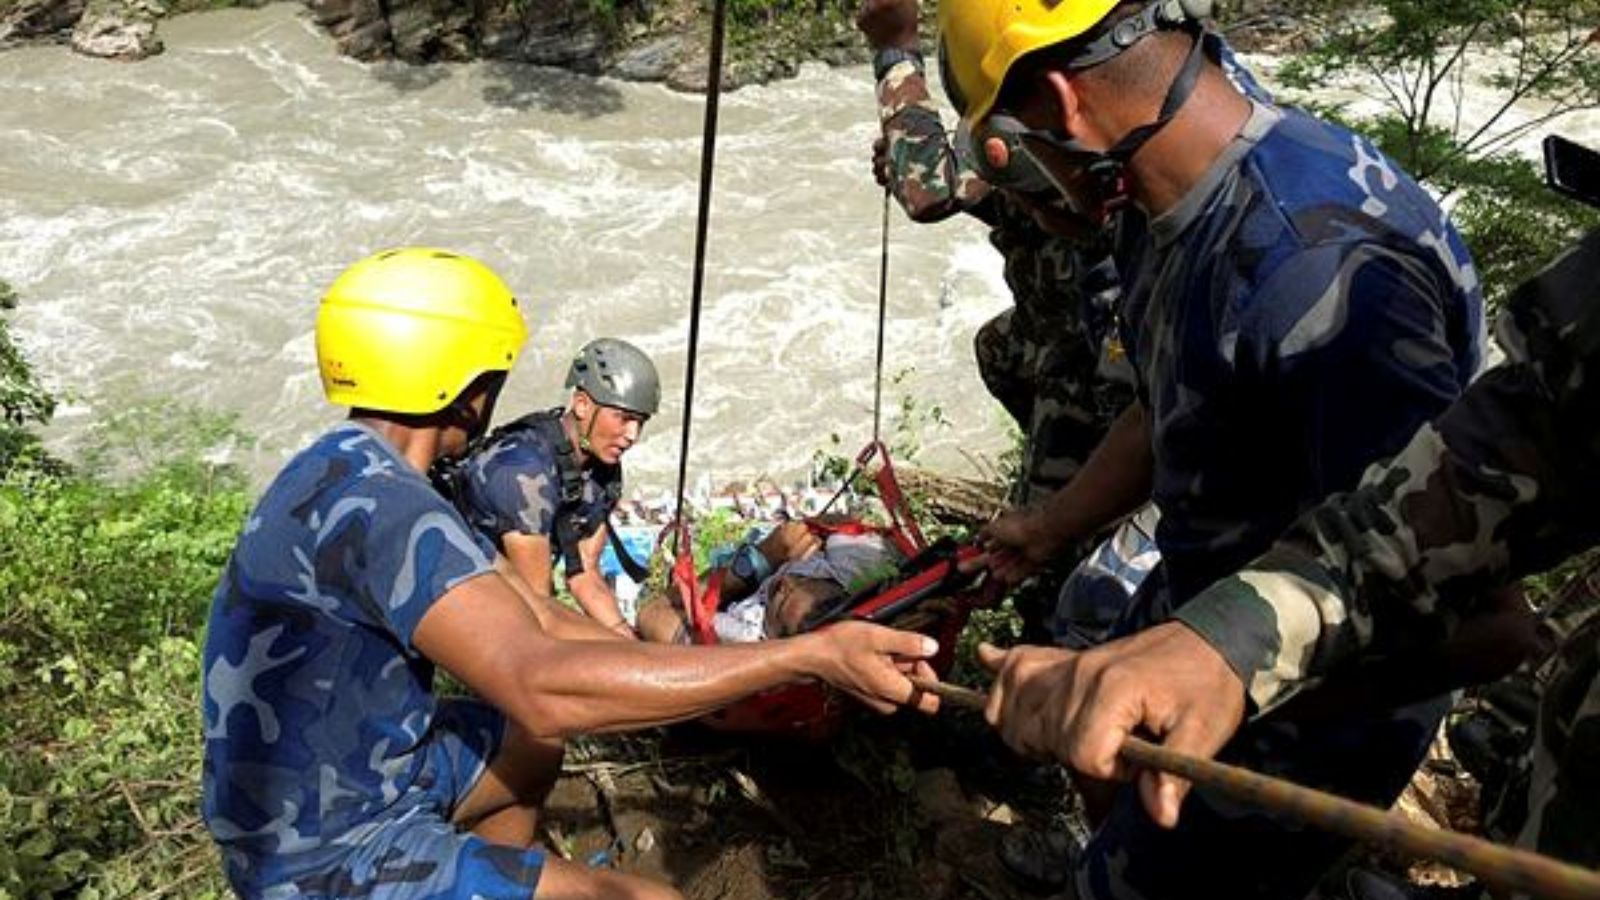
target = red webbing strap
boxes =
[670,520,699,628]
[864,441,926,556]
[695,569,727,645]
[667,518,726,645]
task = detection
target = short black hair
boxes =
[994,2,1191,114]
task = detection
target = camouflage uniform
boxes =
[202,422,546,898]
[1175,229,1600,877]
[452,409,619,569]
[875,39,1271,645]
[874,34,1274,506]
[876,57,1129,506]
[1068,99,1484,900]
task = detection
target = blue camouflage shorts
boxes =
[266,699,546,900]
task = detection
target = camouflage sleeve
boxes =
[876,60,991,222]
[1175,229,1600,713]
[462,436,562,540]
[353,474,497,646]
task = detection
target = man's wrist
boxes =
[787,630,833,683]
[1172,566,1326,712]
[873,46,924,82]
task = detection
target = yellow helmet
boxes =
[315,248,528,415]
[938,0,1122,126]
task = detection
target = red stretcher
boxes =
[667,441,992,739]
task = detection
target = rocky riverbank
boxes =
[0,0,879,88]
[0,0,1308,89]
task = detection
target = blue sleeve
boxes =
[339,473,497,648]
[460,435,562,539]
[1240,240,1466,498]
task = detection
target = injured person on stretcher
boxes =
[637,521,906,644]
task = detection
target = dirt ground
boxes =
[539,699,1488,900]
[541,704,1073,900]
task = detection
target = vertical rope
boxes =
[872,187,891,444]
[670,0,729,552]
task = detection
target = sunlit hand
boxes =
[978,622,1246,828]
[974,507,1061,585]
[872,136,892,189]
[807,621,941,714]
[855,0,919,50]
[758,520,822,566]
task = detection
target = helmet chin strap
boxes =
[977,21,1209,223]
[564,403,599,460]
[439,398,490,453]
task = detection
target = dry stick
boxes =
[908,677,1600,900]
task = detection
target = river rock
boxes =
[308,0,391,61]
[514,2,605,72]
[476,1,525,59]
[386,0,475,62]
[665,39,737,93]
[71,0,161,59]
[612,34,684,82]
[0,0,86,44]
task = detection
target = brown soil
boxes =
[540,714,1061,900]
[540,708,1490,900]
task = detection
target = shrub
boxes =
[0,415,250,897]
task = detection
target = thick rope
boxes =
[670,0,729,552]
[910,677,1600,900]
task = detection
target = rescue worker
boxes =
[941,0,1485,896]
[855,0,1270,649]
[980,226,1600,885]
[200,248,940,899]
[434,338,659,638]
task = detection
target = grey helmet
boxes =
[565,338,661,417]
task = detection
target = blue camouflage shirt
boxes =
[1119,101,1483,610]
[455,414,617,563]
[201,423,497,890]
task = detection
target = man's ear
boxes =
[1041,69,1093,145]
[570,389,592,421]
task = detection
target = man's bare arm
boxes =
[566,525,635,637]
[980,402,1153,583]
[413,572,941,739]
[495,543,621,642]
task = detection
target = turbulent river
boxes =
[5,4,1598,495]
[0,3,1013,493]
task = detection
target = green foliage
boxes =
[887,367,951,465]
[949,598,1023,688]
[0,280,58,472]
[76,395,255,485]
[809,432,852,487]
[1278,0,1600,307]
[0,405,251,898]
[723,0,861,64]
[993,414,1025,500]
[725,0,847,29]
[1438,146,1600,306]
[1280,0,1600,180]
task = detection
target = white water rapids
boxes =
[0,3,1013,492]
[3,4,1596,494]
